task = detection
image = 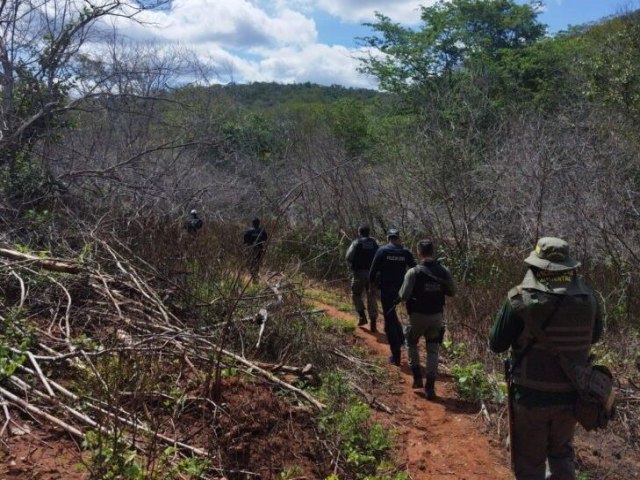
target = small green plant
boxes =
[576,471,592,480]
[320,315,356,334]
[221,366,239,377]
[82,430,143,480]
[450,362,493,403]
[72,333,100,350]
[278,466,303,480]
[0,307,34,380]
[442,339,467,360]
[317,371,393,477]
[173,454,210,479]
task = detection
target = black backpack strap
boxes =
[419,263,446,285]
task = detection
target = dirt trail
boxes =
[311,296,513,480]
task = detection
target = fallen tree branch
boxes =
[0,385,84,438]
[0,249,83,274]
[9,270,26,309]
[0,393,10,437]
[252,360,314,376]
[27,352,55,397]
[221,347,325,410]
[350,382,393,414]
[255,308,269,349]
[12,366,208,457]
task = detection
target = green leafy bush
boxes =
[0,307,34,380]
[450,362,493,403]
[317,371,394,477]
[82,430,143,480]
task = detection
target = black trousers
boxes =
[380,289,404,359]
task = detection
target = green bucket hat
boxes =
[524,237,581,272]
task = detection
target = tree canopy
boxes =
[359,0,546,94]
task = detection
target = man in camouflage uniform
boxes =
[345,224,379,331]
[398,239,455,399]
[369,228,416,365]
[490,237,603,480]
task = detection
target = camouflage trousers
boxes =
[513,403,576,480]
[351,269,378,320]
[404,312,442,377]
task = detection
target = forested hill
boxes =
[207,82,382,109]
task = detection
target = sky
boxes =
[115,0,636,88]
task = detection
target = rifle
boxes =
[504,358,516,472]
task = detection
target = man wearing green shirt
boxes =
[490,237,603,480]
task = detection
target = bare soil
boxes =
[0,377,327,480]
[310,298,513,480]
[0,430,85,480]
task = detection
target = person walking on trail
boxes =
[369,228,416,366]
[346,224,379,331]
[185,209,203,235]
[490,237,603,480]
[398,239,455,400]
[243,218,268,282]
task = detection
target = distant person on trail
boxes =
[243,218,268,282]
[185,209,203,235]
[369,228,416,366]
[490,237,603,480]
[345,224,379,331]
[398,239,455,400]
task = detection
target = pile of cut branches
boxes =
[0,239,337,478]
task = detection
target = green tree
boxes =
[584,11,640,118]
[359,0,546,97]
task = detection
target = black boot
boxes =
[357,311,367,326]
[369,315,377,332]
[388,352,401,366]
[411,366,423,389]
[425,374,436,400]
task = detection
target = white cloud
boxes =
[250,44,375,87]
[104,0,379,87]
[133,0,317,48]
[313,0,437,24]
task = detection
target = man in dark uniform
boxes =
[398,239,455,399]
[369,228,416,365]
[185,209,203,234]
[490,237,603,480]
[243,218,268,282]
[346,224,379,331]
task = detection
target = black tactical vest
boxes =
[511,278,596,392]
[351,237,377,270]
[406,264,446,315]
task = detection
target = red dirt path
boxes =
[311,298,513,480]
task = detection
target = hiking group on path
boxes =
[186,211,614,480]
[346,226,614,480]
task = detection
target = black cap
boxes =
[387,228,400,239]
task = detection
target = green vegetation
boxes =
[0,307,34,380]
[320,314,357,334]
[450,362,503,404]
[82,430,143,480]
[317,371,405,479]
